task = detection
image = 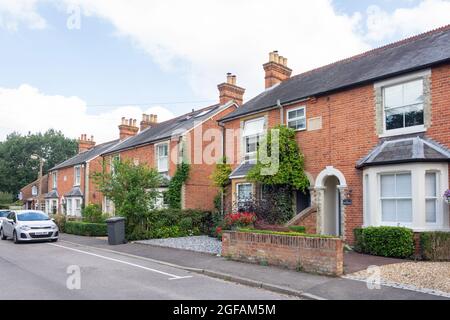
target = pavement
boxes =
[0,236,298,300]
[57,234,448,300]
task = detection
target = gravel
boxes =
[348,261,450,295]
[135,235,222,255]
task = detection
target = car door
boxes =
[4,212,15,236]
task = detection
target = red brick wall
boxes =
[87,157,104,207]
[50,164,86,213]
[222,231,344,276]
[223,63,450,243]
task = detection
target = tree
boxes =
[210,157,232,215]
[92,159,162,233]
[0,130,78,197]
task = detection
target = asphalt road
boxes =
[0,238,298,300]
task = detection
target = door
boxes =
[4,212,16,236]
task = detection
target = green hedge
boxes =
[353,226,414,258]
[288,225,306,233]
[65,221,107,237]
[420,232,450,261]
[237,228,337,238]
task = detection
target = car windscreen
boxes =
[17,212,50,221]
[0,211,10,218]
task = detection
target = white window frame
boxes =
[74,165,81,186]
[286,106,306,131]
[66,198,73,216]
[236,183,253,209]
[376,70,429,138]
[242,117,265,163]
[379,172,413,226]
[51,199,58,215]
[111,155,120,176]
[156,142,169,173]
[425,171,439,225]
[74,198,82,217]
[363,163,449,232]
[31,185,38,196]
[52,172,57,189]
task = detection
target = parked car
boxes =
[0,210,59,244]
[0,210,11,229]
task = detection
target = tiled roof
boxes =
[356,134,450,169]
[64,187,83,198]
[51,139,120,171]
[103,102,228,155]
[229,162,255,179]
[220,25,450,122]
[45,190,59,199]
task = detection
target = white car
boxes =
[0,210,11,229]
[0,210,59,244]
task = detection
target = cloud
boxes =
[365,0,450,42]
[0,84,174,143]
[0,0,46,30]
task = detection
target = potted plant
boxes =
[444,189,450,204]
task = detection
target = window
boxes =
[74,199,82,217]
[425,172,438,223]
[242,118,265,162]
[51,199,58,214]
[74,166,81,186]
[156,143,169,173]
[287,106,306,131]
[31,185,38,196]
[380,173,412,223]
[111,155,120,176]
[383,79,424,132]
[67,199,73,216]
[237,183,253,210]
[52,172,57,189]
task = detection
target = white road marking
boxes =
[48,243,192,280]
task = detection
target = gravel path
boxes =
[135,235,222,255]
[348,261,450,295]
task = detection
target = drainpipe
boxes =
[278,99,284,125]
[218,121,226,216]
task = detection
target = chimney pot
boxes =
[264,51,292,89]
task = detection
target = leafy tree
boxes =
[0,192,13,205]
[0,130,78,197]
[210,157,232,215]
[92,159,162,233]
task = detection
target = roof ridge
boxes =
[292,24,450,80]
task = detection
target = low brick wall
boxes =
[222,231,344,276]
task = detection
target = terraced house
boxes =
[101,74,245,211]
[45,135,120,216]
[219,26,450,243]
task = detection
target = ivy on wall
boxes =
[167,163,190,209]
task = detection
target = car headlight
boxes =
[20,225,31,231]
[51,224,58,230]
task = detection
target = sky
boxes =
[0,0,449,143]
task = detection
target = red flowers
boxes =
[223,212,256,229]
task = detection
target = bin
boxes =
[105,217,126,245]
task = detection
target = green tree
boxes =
[210,157,232,215]
[92,159,162,232]
[0,130,78,197]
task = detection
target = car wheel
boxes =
[0,228,7,240]
[13,231,20,244]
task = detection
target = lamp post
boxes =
[31,154,45,210]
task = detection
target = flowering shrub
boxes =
[444,189,450,198]
[223,212,256,230]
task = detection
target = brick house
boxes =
[219,26,450,243]
[102,74,245,211]
[19,174,48,211]
[45,135,120,216]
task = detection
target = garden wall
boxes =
[222,231,343,276]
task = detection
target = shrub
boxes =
[288,225,306,233]
[65,221,107,237]
[82,204,106,223]
[354,226,414,258]
[52,214,67,232]
[353,228,365,253]
[420,232,450,261]
[223,212,256,230]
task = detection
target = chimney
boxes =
[217,73,246,106]
[140,114,158,131]
[263,50,292,89]
[118,117,139,140]
[78,134,96,153]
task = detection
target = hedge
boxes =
[420,232,450,261]
[65,221,107,237]
[288,225,306,233]
[353,226,414,258]
[237,228,337,238]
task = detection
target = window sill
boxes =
[379,126,426,138]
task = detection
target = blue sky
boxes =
[0,0,449,142]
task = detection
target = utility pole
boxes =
[31,154,45,210]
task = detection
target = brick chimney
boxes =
[263,51,292,89]
[217,73,245,106]
[140,114,158,131]
[78,134,96,153]
[118,117,139,140]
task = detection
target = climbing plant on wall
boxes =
[167,163,190,209]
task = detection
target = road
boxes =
[0,238,297,300]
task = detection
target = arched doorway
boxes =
[315,166,347,237]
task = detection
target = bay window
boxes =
[237,183,253,210]
[380,173,412,224]
[242,117,265,163]
[425,172,438,223]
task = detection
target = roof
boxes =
[104,102,230,155]
[220,25,450,122]
[356,134,450,169]
[45,190,59,199]
[51,139,120,171]
[64,187,83,198]
[229,162,255,179]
